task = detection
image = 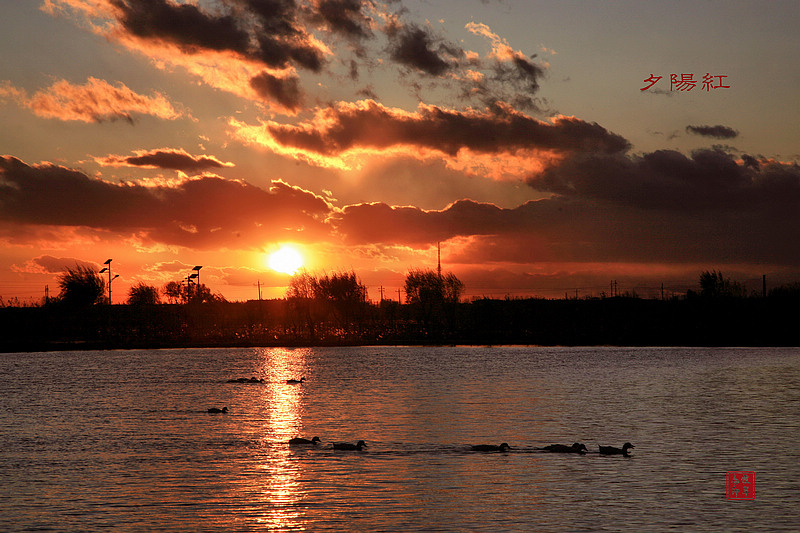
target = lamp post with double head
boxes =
[98,258,118,304]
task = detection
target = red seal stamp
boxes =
[726,471,755,500]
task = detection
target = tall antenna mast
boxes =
[437,242,442,279]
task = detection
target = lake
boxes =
[1,346,798,531]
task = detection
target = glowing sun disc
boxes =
[269,246,304,274]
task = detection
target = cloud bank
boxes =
[0,155,331,249]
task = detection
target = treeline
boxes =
[1,269,799,351]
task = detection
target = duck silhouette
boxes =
[599,442,634,456]
[333,440,367,450]
[227,377,263,383]
[541,442,588,454]
[289,436,320,445]
[286,377,305,384]
[470,443,511,452]
[207,407,228,414]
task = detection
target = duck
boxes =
[207,407,228,413]
[470,443,511,452]
[599,442,634,456]
[541,442,588,454]
[289,436,321,445]
[286,377,305,384]
[333,440,367,450]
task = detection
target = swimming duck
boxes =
[227,377,263,383]
[333,440,367,450]
[289,436,321,445]
[207,407,228,413]
[286,377,305,384]
[599,442,634,456]
[542,442,588,454]
[471,443,511,452]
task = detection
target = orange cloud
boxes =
[2,77,182,123]
[465,22,516,61]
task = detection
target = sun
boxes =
[268,245,304,275]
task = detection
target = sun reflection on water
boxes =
[251,348,312,530]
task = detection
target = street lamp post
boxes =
[98,258,118,304]
[188,273,198,301]
[192,266,203,302]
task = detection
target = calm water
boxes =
[1,346,798,531]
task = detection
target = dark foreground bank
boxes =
[2,294,798,352]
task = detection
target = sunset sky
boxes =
[1,0,799,303]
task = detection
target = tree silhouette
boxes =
[163,281,184,304]
[287,270,317,337]
[699,270,745,299]
[404,268,464,335]
[161,280,224,304]
[189,283,225,303]
[404,268,463,306]
[58,264,106,307]
[314,270,367,324]
[127,282,161,305]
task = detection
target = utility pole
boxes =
[397,288,403,304]
[378,285,385,302]
[257,280,262,301]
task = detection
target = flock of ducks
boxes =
[210,377,634,456]
[224,376,305,385]
[539,442,634,456]
[286,437,633,456]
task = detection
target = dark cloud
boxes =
[502,53,544,94]
[250,71,304,112]
[0,155,332,249]
[336,188,800,266]
[335,199,506,245]
[96,149,235,171]
[307,0,373,40]
[461,22,546,111]
[111,0,250,53]
[531,148,800,212]
[259,100,629,158]
[110,0,325,72]
[686,124,739,139]
[385,21,462,76]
